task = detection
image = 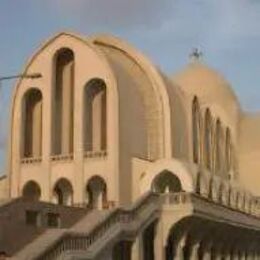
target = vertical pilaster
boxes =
[131,235,143,260]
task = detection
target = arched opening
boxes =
[112,241,132,260]
[22,181,41,201]
[21,88,42,158]
[151,170,182,193]
[192,97,201,164]
[53,178,73,206]
[225,128,232,173]
[215,119,223,175]
[52,48,74,155]
[142,221,157,260]
[86,176,107,209]
[84,79,107,152]
[204,109,212,170]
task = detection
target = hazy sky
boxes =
[0,0,260,172]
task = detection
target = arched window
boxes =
[53,178,73,206]
[192,97,201,164]
[204,109,212,170]
[215,119,223,174]
[22,88,43,158]
[86,176,107,209]
[225,128,232,173]
[52,48,74,155]
[84,79,107,152]
[22,181,41,201]
[152,170,182,193]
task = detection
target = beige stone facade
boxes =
[1,32,260,259]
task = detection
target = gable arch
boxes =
[8,32,119,198]
[92,34,171,160]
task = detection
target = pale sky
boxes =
[0,0,260,173]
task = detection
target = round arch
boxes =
[22,180,41,201]
[8,32,120,199]
[152,170,182,193]
[86,175,107,209]
[53,178,73,206]
[140,159,194,195]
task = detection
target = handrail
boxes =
[35,192,158,260]
[21,191,260,260]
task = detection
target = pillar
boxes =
[189,243,200,260]
[131,235,143,260]
[202,248,211,260]
[174,240,185,260]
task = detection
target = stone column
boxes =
[131,235,143,260]
[189,243,200,260]
[202,248,211,260]
[154,221,165,260]
[230,249,238,260]
[240,251,246,260]
[174,241,185,260]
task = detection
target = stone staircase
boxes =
[12,210,109,260]
[13,192,160,260]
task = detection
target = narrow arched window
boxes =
[22,89,43,158]
[84,79,107,152]
[225,128,232,172]
[215,119,223,174]
[192,97,200,164]
[204,109,212,170]
[52,48,74,155]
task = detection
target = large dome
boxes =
[172,61,241,125]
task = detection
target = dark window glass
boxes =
[26,210,39,226]
[47,213,60,228]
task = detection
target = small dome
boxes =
[172,62,240,124]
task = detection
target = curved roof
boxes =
[172,62,241,117]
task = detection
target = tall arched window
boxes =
[22,88,43,158]
[192,97,200,164]
[52,48,74,155]
[204,109,212,170]
[225,128,232,173]
[215,119,223,174]
[84,79,107,152]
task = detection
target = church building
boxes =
[0,32,260,259]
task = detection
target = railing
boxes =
[84,150,107,159]
[161,192,192,205]
[51,154,73,162]
[36,192,159,260]
[21,157,42,164]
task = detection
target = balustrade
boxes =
[21,157,42,164]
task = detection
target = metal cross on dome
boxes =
[190,48,203,61]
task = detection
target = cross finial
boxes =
[189,48,203,62]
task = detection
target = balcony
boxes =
[84,150,107,159]
[21,157,42,164]
[51,154,73,162]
